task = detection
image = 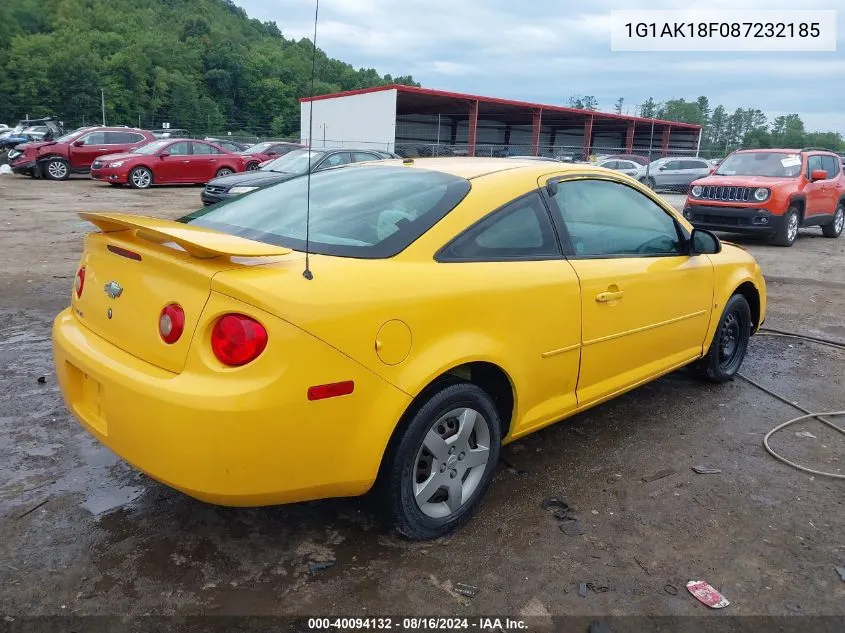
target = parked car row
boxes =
[4,124,313,189]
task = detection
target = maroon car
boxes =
[90,139,248,189]
[9,126,156,180]
[240,141,303,170]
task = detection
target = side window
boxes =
[807,155,824,178]
[352,152,380,163]
[318,152,352,169]
[439,192,559,261]
[821,156,839,178]
[601,161,618,170]
[81,132,106,145]
[620,161,636,170]
[191,142,219,155]
[272,145,295,156]
[682,160,707,170]
[662,160,682,170]
[167,142,191,156]
[549,179,683,258]
[105,131,144,144]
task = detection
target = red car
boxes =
[90,139,247,189]
[9,126,156,180]
[240,141,303,170]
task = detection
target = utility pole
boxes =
[101,89,106,126]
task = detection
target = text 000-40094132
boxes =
[610,10,837,51]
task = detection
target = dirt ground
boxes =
[0,175,843,624]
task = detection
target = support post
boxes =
[583,116,594,161]
[695,129,702,157]
[625,122,635,152]
[661,126,671,157]
[531,108,543,156]
[467,100,479,157]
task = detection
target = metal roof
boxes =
[300,84,702,130]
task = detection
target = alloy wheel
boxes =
[412,407,491,519]
[217,168,233,177]
[131,169,151,188]
[47,160,67,179]
[835,207,844,235]
[787,212,799,243]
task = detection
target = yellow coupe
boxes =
[53,158,766,539]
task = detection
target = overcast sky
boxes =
[238,0,844,133]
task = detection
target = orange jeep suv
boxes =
[683,148,845,246]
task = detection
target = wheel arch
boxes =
[787,194,806,222]
[733,280,761,333]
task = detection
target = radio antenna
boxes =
[303,0,320,281]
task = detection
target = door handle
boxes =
[596,290,624,302]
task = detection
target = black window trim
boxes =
[435,190,564,263]
[541,173,692,261]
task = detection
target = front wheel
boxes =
[822,203,844,238]
[377,383,501,540]
[215,167,233,178]
[43,158,70,181]
[771,207,800,246]
[246,162,259,171]
[129,166,153,189]
[694,294,752,382]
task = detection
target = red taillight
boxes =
[74,266,86,298]
[307,381,354,401]
[211,314,268,366]
[159,303,185,344]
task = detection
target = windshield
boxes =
[261,149,324,174]
[178,166,471,258]
[133,140,170,155]
[54,129,88,143]
[243,142,274,154]
[716,152,802,177]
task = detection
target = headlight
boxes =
[109,161,124,168]
[7,149,21,159]
[691,185,703,197]
[754,187,769,201]
[229,186,258,194]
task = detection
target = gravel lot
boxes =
[0,175,843,622]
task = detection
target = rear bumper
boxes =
[684,203,783,234]
[52,302,411,507]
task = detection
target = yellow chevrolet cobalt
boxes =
[53,158,766,539]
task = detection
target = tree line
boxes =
[0,0,418,137]
[568,94,844,156]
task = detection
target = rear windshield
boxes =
[716,152,802,177]
[178,166,471,258]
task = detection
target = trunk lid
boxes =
[72,213,293,373]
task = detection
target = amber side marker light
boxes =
[308,381,355,401]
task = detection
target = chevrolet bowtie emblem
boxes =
[104,281,123,299]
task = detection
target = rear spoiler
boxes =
[79,212,292,259]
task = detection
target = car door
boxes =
[190,142,220,181]
[156,141,192,183]
[437,191,582,433]
[804,154,829,217]
[820,156,842,217]
[545,176,714,406]
[655,159,683,187]
[69,131,109,169]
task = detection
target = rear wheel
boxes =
[694,294,751,382]
[771,207,800,246]
[43,158,70,181]
[822,203,844,238]
[246,162,259,171]
[215,167,233,178]
[377,383,501,540]
[129,167,153,189]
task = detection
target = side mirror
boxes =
[659,165,668,171]
[159,152,169,159]
[811,169,828,182]
[72,139,85,147]
[690,228,721,255]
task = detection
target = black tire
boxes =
[770,206,800,246]
[246,162,259,171]
[215,167,234,178]
[821,202,844,238]
[377,382,501,540]
[128,166,153,189]
[42,157,70,181]
[694,294,752,382]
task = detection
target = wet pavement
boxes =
[0,176,843,618]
